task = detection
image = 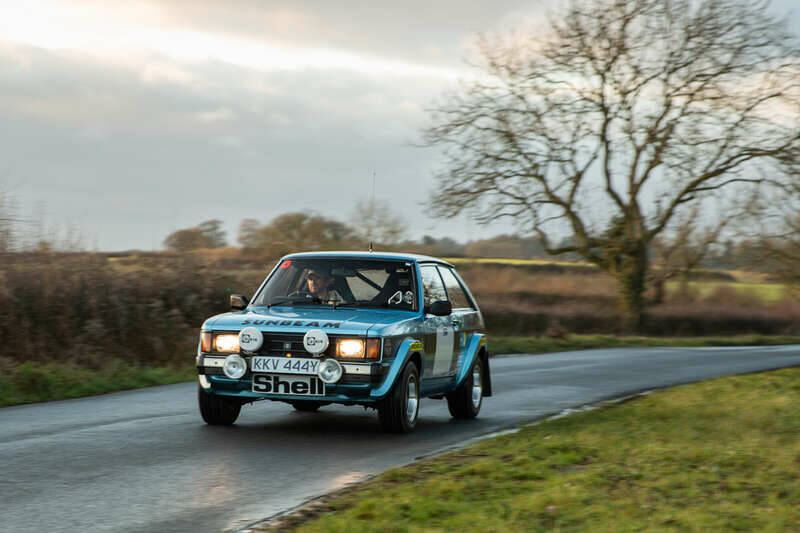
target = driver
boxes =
[305,268,342,304]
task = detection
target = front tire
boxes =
[378,361,420,433]
[198,385,241,425]
[447,358,484,419]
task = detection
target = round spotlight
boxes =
[223,354,247,379]
[317,358,343,384]
[303,329,329,356]
[238,327,263,352]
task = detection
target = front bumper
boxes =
[197,356,392,404]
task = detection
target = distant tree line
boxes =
[161,209,780,277]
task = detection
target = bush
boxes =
[0,251,268,366]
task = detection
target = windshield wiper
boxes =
[336,301,394,309]
[267,296,322,308]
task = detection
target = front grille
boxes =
[253,333,339,358]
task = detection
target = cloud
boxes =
[6,0,793,250]
[153,0,544,66]
[0,39,479,250]
[195,107,235,123]
[0,0,474,81]
[140,61,195,86]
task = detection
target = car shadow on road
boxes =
[195,401,503,450]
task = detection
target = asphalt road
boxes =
[3,345,800,533]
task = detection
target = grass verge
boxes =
[489,334,800,356]
[0,361,195,407]
[265,367,800,532]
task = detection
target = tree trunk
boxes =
[678,270,691,299]
[614,248,649,333]
[652,277,665,305]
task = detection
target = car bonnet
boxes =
[204,306,418,336]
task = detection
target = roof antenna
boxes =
[368,171,376,253]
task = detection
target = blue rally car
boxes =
[196,252,491,432]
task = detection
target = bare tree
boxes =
[164,219,227,252]
[650,205,730,304]
[237,218,262,248]
[755,180,800,290]
[164,228,213,252]
[196,219,227,248]
[350,198,407,248]
[424,0,800,329]
[234,213,358,257]
[0,189,17,253]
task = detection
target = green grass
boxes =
[489,334,800,356]
[446,258,741,283]
[270,367,800,533]
[0,361,196,407]
[445,257,597,268]
[664,280,787,303]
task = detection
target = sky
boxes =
[0,0,797,251]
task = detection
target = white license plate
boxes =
[252,374,325,396]
[250,356,319,375]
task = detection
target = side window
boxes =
[438,267,474,309]
[420,265,447,307]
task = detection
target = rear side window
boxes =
[438,267,474,309]
[420,265,447,307]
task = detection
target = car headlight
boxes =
[223,354,247,379]
[214,334,240,353]
[336,338,365,358]
[317,358,343,384]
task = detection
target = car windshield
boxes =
[252,258,418,311]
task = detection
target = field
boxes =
[663,281,787,303]
[454,260,799,337]
[263,367,800,532]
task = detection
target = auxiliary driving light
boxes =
[223,354,247,379]
[317,358,343,384]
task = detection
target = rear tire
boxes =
[447,358,484,419]
[290,401,322,412]
[198,385,241,425]
[378,361,420,433]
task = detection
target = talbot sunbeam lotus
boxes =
[196,252,491,432]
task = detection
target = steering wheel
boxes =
[287,289,313,299]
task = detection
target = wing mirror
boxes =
[230,294,248,310]
[426,300,452,316]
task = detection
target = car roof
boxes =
[282,251,454,268]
